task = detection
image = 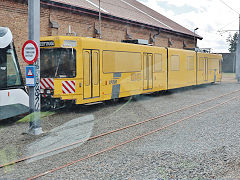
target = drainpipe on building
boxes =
[153,29,160,45]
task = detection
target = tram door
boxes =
[204,58,208,81]
[143,53,153,90]
[83,50,100,99]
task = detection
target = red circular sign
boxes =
[22,40,39,65]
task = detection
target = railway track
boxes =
[1,89,240,179]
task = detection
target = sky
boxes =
[137,0,240,53]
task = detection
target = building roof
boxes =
[44,0,202,39]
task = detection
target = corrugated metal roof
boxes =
[47,0,201,39]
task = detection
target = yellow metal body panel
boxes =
[197,52,222,84]
[153,51,168,91]
[168,48,197,89]
[40,36,221,105]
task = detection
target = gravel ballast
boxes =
[0,76,240,179]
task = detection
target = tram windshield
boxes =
[40,48,76,78]
[0,44,22,89]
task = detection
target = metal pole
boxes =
[194,27,199,50]
[99,0,102,38]
[28,0,43,135]
[236,14,240,83]
[194,31,196,49]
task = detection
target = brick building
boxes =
[0,0,202,76]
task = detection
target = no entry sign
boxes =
[22,40,39,65]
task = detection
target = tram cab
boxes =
[0,27,29,120]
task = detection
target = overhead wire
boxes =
[217,0,240,35]
[219,0,240,14]
[217,18,238,32]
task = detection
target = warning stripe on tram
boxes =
[40,78,54,90]
[62,81,75,94]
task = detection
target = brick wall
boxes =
[1,0,195,79]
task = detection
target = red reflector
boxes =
[8,92,10,96]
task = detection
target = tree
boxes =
[227,32,238,53]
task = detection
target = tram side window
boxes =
[187,56,194,71]
[103,51,141,73]
[0,49,7,88]
[199,58,204,71]
[209,58,218,70]
[0,47,21,89]
[154,54,162,72]
[171,55,180,71]
[7,49,21,86]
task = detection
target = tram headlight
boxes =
[40,89,44,94]
[46,89,51,95]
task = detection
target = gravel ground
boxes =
[0,75,240,179]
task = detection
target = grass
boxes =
[0,126,3,133]
[17,111,55,123]
[0,146,17,174]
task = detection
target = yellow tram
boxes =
[40,36,222,108]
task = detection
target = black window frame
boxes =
[0,43,24,90]
[40,48,77,78]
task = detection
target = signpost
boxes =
[22,40,39,65]
[25,0,42,135]
[23,40,37,87]
[25,66,36,86]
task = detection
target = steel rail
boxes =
[26,95,240,180]
[0,89,240,169]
